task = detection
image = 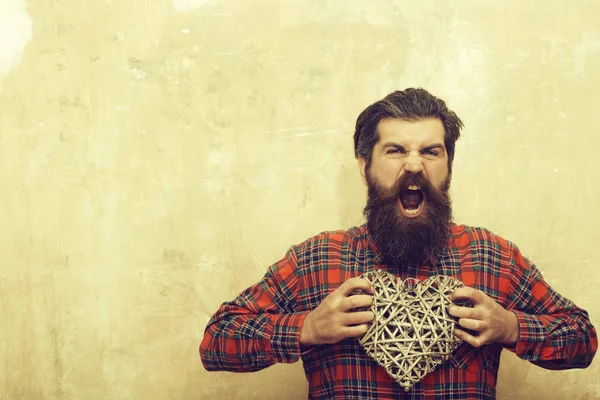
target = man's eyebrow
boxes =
[381,142,406,150]
[422,143,445,152]
[381,142,445,152]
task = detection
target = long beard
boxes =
[363,171,452,267]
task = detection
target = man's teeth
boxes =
[403,202,422,215]
[408,185,420,190]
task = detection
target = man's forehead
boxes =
[376,118,446,146]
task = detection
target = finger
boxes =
[342,323,370,338]
[454,327,484,348]
[448,305,481,319]
[338,277,373,295]
[343,311,374,325]
[457,318,485,332]
[450,287,484,303]
[341,294,373,311]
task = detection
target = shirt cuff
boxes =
[268,312,309,364]
[507,310,547,358]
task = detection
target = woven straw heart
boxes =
[358,270,464,391]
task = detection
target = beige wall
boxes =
[0,0,598,399]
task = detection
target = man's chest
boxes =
[295,246,512,311]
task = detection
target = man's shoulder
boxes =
[450,223,516,250]
[290,225,368,255]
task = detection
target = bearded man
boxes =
[200,88,597,399]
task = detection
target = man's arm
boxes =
[200,248,374,372]
[503,247,597,369]
[200,250,308,372]
[450,244,597,369]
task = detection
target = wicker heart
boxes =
[358,270,464,391]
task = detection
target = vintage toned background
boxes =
[0,0,598,399]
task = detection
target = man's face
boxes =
[359,118,450,212]
[359,118,453,266]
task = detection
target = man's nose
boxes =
[404,151,424,173]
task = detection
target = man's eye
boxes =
[387,149,403,154]
[423,150,438,156]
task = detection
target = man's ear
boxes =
[358,157,368,187]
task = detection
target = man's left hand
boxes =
[448,287,519,347]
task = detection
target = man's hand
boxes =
[300,277,374,346]
[449,287,519,347]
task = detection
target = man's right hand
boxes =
[299,277,374,345]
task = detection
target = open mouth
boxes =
[399,184,425,217]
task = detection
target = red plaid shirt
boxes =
[200,224,597,399]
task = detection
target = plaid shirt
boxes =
[200,224,597,399]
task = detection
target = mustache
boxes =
[368,172,434,203]
[397,172,433,194]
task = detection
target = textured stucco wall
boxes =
[0,0,598,399]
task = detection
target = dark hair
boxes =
[353,88,463,172]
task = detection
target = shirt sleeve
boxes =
[199,248,309,372]
[505,245,598,369]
